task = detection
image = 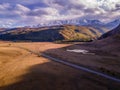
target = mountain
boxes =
[32,18,120,31]
[0,28,7,32]
[0,28,17,35]
[104,19,120,29]
[31,19,111,35]
[0,25,103,42]
[92,24,120,56]
[100,24,120,39]
[33,19,105,27]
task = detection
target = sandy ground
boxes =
[0,42,120,90]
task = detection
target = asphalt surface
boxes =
[42,54,120,83]
[14,46,120,83]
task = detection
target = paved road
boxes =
[14,46,120,83]
[42,54,120,83]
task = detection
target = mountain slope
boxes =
[100,24,120,39]
[0,28,7,32]
[104,19,120,29]
[33,18,120,30]
[0,25,103,42]
[92,24,120,56]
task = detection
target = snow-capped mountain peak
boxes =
[31,18,120,30]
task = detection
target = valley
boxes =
[0,0,120,90]
[0,24,120,90]
[0,40,120,90]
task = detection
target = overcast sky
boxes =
[0,0,120,27]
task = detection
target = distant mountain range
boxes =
[0,18,119,34]
[0,18,120,42]
[32,18,120,30]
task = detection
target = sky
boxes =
[0,0,120,27]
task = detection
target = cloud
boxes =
[0,3,10,10]
[15,4,30,12]
[0,0,120,27]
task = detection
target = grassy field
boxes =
[0,41,120,90]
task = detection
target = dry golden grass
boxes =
[60,25,101,41]
[0,42,119,90]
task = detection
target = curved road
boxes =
[42,54,120,83]
[14,46,120,83]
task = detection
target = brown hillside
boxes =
[92,24,120,56]
[0,25,102,42]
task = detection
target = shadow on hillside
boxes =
[1,61,120,90]
[0,29,64,42]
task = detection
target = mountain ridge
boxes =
[32,18,120,30]
[0,25,103,42]
[100,24,120,39]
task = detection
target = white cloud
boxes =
[0,0,120,27]
[0,3,10,10]
[34,7,59,15]
[15,4,30,12]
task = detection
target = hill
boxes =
[0,28,7,32]
[100,24,120,39]
[92,24,120,56]
[0,25,108,42]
